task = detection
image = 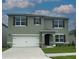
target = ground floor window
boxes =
[55,34,65,43]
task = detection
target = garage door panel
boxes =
[13,36,39,47]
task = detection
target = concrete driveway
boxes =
[2,47,51,59]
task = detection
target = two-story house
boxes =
[7,14,69,48]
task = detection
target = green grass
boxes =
[2,47,10,52]
[42,46,76,53]
[51,56,76,59]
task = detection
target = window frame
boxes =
[53,19,64,29]
[55,34,65,43]
[15,16,27,27]
[34,17,41,25]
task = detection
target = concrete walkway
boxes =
[2,47,51,59]
[46,53,76,57]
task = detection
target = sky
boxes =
[2,0,76,30]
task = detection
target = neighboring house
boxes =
[2,23,8,47]
[7,14,69,48]
[69,30,76,45]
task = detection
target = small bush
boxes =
[71,41,75,46]
[56,43,64,47]
[7,45,11,48]
[56,43,75,47]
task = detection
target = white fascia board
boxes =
[12,34,39,36]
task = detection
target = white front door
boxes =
[13,36,39,47]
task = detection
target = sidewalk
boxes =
[46,53,76,57]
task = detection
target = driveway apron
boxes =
[2,47,51,59]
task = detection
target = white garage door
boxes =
[13,36,39,47]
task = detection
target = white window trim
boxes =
[55,42,65,44]
[15,25,26,27]
[15,16,26,27]
[34,22,41,25]
[54,19,64,29]
[54,27,63,29]
[54,33,64,35]
[55,33,65,43]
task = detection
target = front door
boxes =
[45,34,50,45]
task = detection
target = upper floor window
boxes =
[34,17,41,25]
[53,19,64,28]
[13,16,27,27]
[55,35,65,43]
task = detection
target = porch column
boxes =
[41,34,45,48]
[49,34,53,45]
[53,35,56,46]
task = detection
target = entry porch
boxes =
[40,30,56,48]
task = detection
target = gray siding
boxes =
[8,16,45,34]
[8,16,68,34]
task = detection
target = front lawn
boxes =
[42,46,76,53]
[51,56,76,59]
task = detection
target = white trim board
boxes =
[54,33,64,35]
[12,34,39,37]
